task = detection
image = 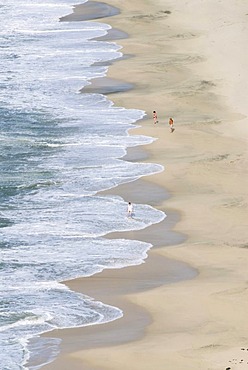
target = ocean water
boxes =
[0,1,165,369]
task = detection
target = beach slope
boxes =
[43,1,248,369]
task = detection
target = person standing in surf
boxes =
[127,202,133,218]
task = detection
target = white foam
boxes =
[0,0,166,368]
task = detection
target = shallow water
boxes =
[0,1,165,369]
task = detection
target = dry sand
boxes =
[42,1,248,369]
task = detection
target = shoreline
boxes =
[59,1,120,22]
[41,0,248,369]
[38,1,193,368]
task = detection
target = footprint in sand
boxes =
[226,348,248,369]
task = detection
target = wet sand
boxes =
[42,1,248,369]
[80,77,133,95]
[59,1,119,22]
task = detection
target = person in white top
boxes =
[127,202,133,218]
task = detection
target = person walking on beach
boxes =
[127,202,133,218]
[153,110,158,124]
[169,117,175,133]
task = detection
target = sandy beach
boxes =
[41,1,248,369]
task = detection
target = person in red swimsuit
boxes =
[153,111,158,124]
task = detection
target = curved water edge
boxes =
[0,2,167,369]
[0,1,195,370]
